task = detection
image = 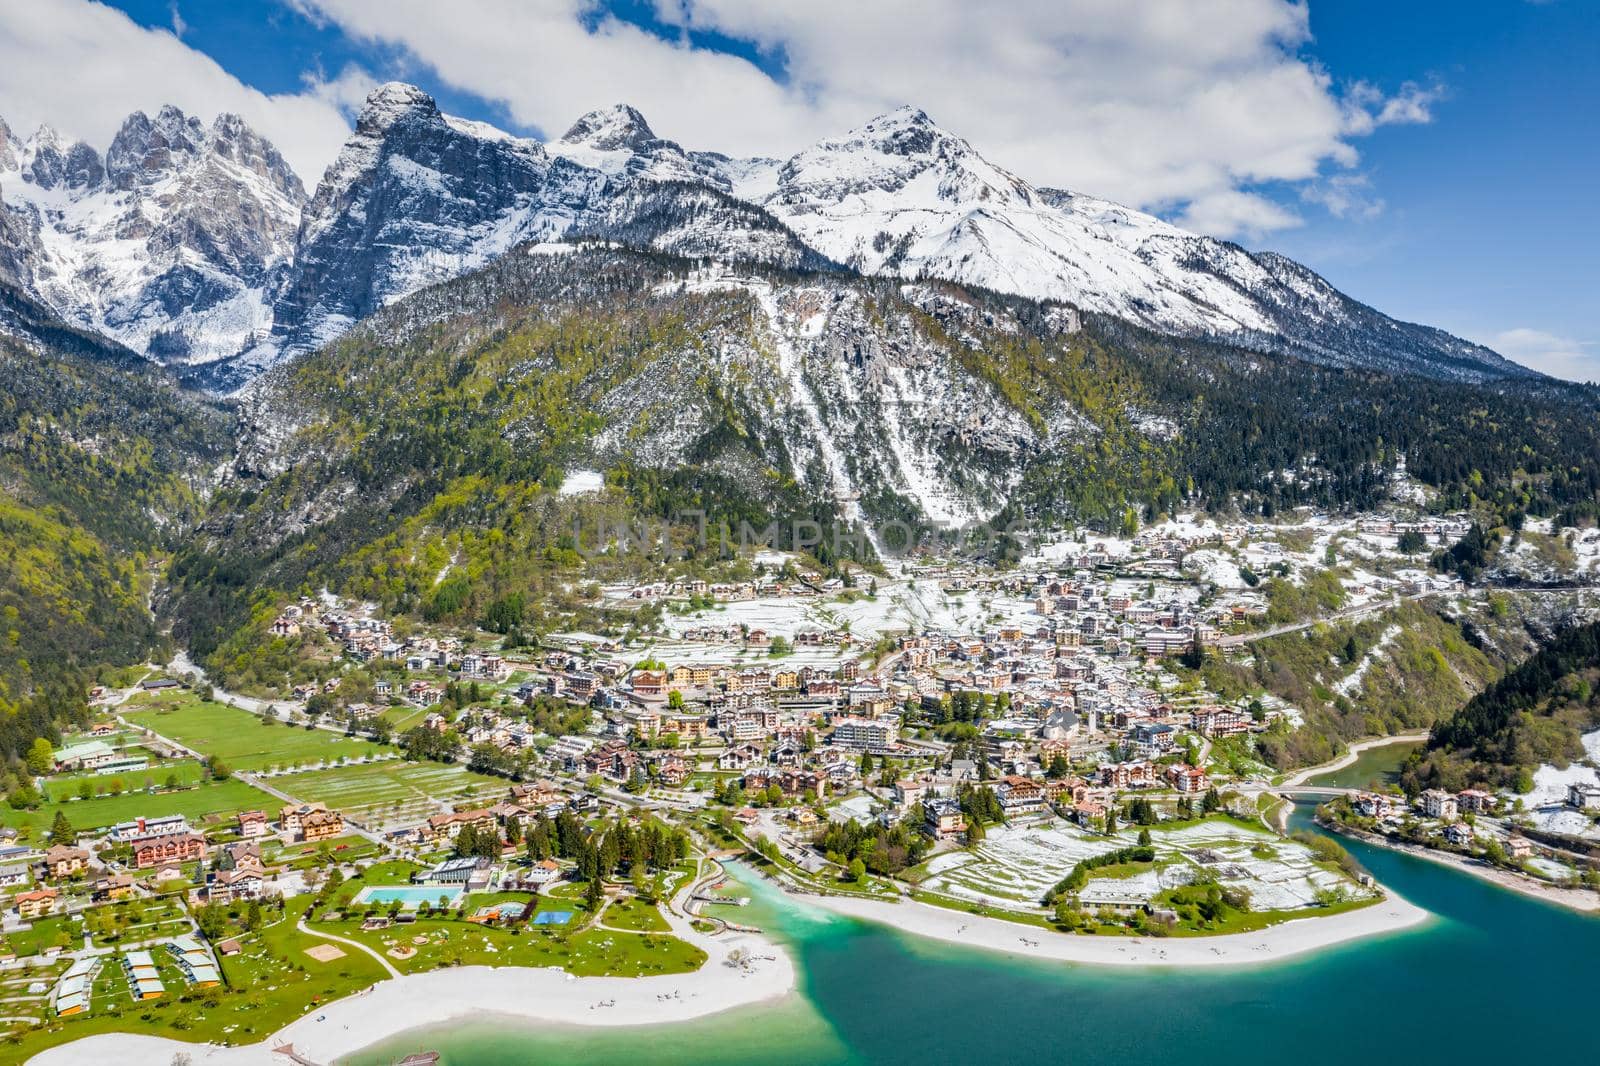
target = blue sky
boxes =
[2,1,1594,379]
[1271,0,1599,380]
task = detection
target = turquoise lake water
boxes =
[1303,739,1424,790]
[347,745,1599,1065]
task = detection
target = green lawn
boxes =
[271,836,384,869]
[84,897,193,948]
[563,927,707,977]
[122,694,392,771]
[0,915,79,958]
[1154,891,1381,937]
[0,895,391,1061]
[1,777,277,836]
[380,704,432,732]
[271,760,508,825]
[602,895,671,932]
[307,867,701,978]
[306,909,705,977]
[45,758,209,799]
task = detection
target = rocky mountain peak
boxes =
[20,124,105,190]
[0,83,1534,389]
[207,112,305,201]
[0,114,16,171]
[274,81,591,366]
[358,81,441,132]
[856,105,940,149]
[561,104,658,153]
[106,105,207,189]
[774,104,1029,209]
[549,102,730,190]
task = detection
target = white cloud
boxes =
[295,0,1442,238]
[1486,328,1600,383]
[1177,189,1303,240]
[1341,79,1443,135]
[1300,172,1385,220]
[0,0,360,183]
[0,0,1445,240]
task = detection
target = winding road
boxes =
[295,919,401,978]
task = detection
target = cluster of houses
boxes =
[4,804,349,923]
[883,757,1212,841]
[271,597,511,685]
[1356,515,1476,541]
[368,561,1296,829]
[49,934,221,1017]
[382,779,593,857]
[1351,787,1537,857]
[620,571,833,605]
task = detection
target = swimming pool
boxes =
[352,885,465,909]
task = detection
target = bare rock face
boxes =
[269,82,603,358]
[0,105,304,364]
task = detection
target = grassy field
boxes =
[379,704,432,732]
[121,694,391,771]
[0,958,64,1036]
[1,777,277,836]
[601,895,671,932]
[306,910,705,977]
[84,897,193,948]
[307,863,703,978]
[0,915,79,957]
[272,760,509,827]
[0,895,392,1061]
[46,758,210,798]
[272,836,385,869]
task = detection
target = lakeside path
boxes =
[798,889,1430,968]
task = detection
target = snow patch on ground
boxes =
[559,469,605,496]
[1520,757,1600,808]
[1335,624,1401,696]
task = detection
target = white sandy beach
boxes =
[801,889,1431,967]
[27,925,795,1066]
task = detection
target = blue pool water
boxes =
[353,885,465,909]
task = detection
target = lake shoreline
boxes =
[1315,817,1600,915]
[1282,731,1431,789]
[26,925,796,1066]
[792,885,1431,968]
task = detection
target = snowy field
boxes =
[1520,728,1600,807]
[1518,729,1600,841]
[918,819,1355,912]
[655,578,1047,640]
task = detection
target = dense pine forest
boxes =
[1404,621,1600,793]
[0,304,229,767]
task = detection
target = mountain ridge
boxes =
[1,83,1534,389]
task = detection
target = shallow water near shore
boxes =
[347,746,1600,1065]
[1306,738,1424,790]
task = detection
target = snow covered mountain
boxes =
[709,107,1527,381]
[0,105,303,364]
[0,82,1533,388]
[199,86,824,390]
[264,82,602,368]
